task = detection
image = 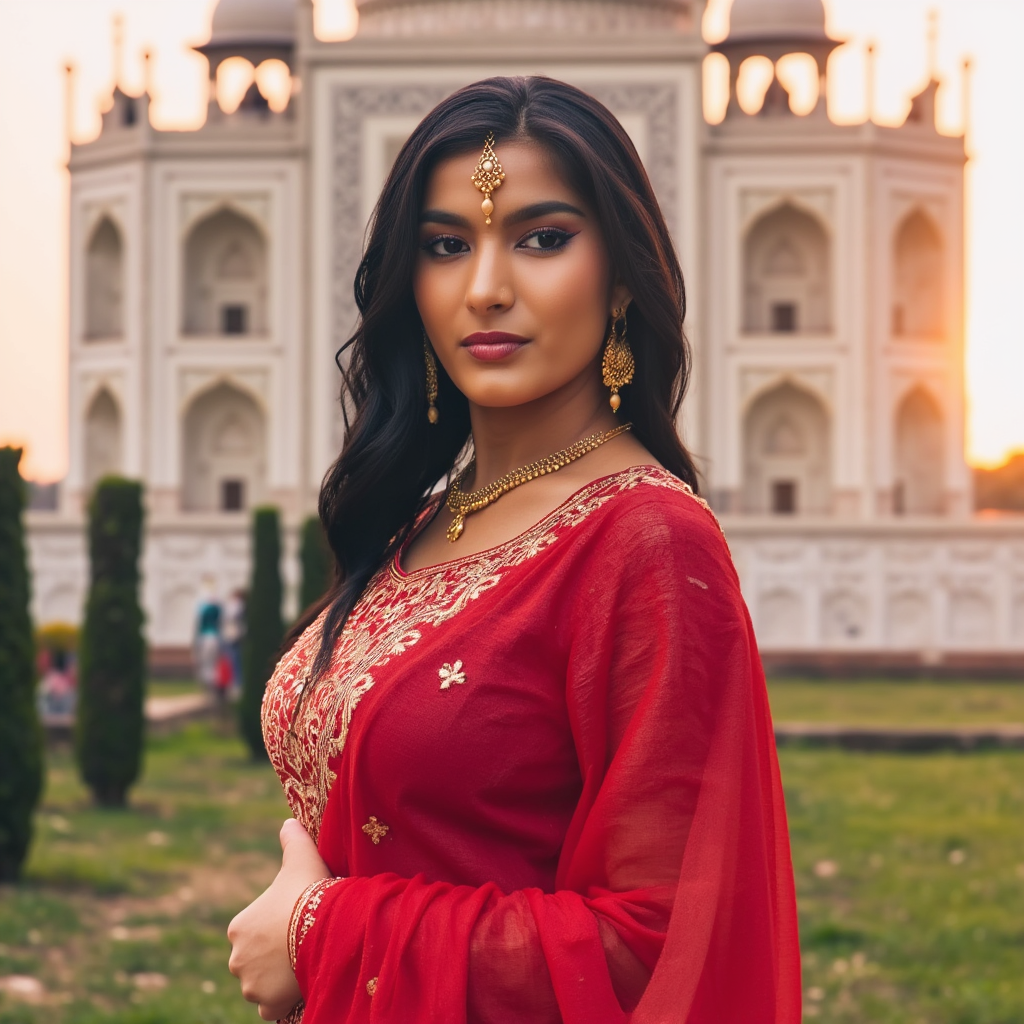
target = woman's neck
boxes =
[466,376,619,489]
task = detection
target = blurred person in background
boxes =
[222,588,247,695]
[227,77,799,1024]
[193,578,222,694]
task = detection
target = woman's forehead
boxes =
[422,141,580,210]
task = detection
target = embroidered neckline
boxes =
[392,464,674,581]
[263,463,713,843]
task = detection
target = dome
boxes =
[207,0,297,47]
[727,0,829,42]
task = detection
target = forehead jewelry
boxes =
[470,132,505,225]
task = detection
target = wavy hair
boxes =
[292,76,700,682]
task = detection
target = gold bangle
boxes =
[288,878,341,972]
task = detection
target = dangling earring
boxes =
[601,306,635,412]
[423,333,439,424]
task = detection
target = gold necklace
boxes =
[445,423,633,542]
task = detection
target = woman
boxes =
[228,76,800,1024]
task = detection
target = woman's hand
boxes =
[228,818,330,1021]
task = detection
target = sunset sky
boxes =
[0,0,1020,481]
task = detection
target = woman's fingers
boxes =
[279,818,330,879]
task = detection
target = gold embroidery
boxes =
[361,816,390,844]
[438,660,466,690]
[288,877,341,970]
[262,467,713,841]
[366,977,378,997]
[686,575,709,590]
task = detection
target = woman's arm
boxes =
[227,818,331,1021]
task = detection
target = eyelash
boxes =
[421,227,577,258]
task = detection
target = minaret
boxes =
[712,0,841,118]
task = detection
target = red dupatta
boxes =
[264,467,801,1023]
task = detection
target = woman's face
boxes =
[413,140,630,411]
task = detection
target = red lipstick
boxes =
[461,331,529,361]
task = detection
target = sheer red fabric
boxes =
[263,467,800,1023]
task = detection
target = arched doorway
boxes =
[894,387,944,514]
[892,210,943,338]
[84,388,122,492]
[85,217,124,339]
[181,383,266,512]
[743,382,832,514]
[743,203,831,334]
[183,208,267,336]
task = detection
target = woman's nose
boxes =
[465,242,514,314]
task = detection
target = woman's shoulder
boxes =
[571,465,736,581]
[581,465,725,543]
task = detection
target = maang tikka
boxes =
[471,132,505,225]
[601,306,635,412]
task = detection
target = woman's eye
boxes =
[425,235,469,257]
[519,229,573,252]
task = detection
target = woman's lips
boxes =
[461,332,529,361]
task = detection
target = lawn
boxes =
[1,688,1023,1022]
[782,746,1024,1023]
[0,722,288,1023]
[768,678,1024,727]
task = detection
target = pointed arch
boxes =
[181,382,266,512]
[84,387,123,492]
[183,207,267,336]
[743,202,831,334]
[892,208,944,338]
[893,385,944,514]
[743,381,832,513]
[85,216,124,339]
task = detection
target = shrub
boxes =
[75,477,146,807]
[299,515,334,614]
[0,447,44,881]
[240,507,283,759]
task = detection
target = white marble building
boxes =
[26,0,1024,667]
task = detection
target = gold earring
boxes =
[423,334,439,424]
[601,306,634,412]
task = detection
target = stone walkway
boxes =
[774,721,1024,751]
[43,692,216,739]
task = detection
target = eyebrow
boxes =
[419,199,586,229]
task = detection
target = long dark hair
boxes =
[295,75,700,680]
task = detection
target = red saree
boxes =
[263,466,801,1023]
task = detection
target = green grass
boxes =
[782,747,1024,1022]
[769,679,1024,726]
[0,722,288,1023]
[145,679,202,698]
[3,693,1024,1022]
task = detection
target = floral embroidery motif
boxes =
[262,466,713,842]
[361,815,389,844]
[366,977,378,997]
[438,660,467,690]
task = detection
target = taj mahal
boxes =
[26,0,1024,668]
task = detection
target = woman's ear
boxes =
[610,284,633,315]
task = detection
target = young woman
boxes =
[227,76,800,1024]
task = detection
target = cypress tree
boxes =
[75,477,146,807]
[0,447,44,881]
[298,514,334,613]
[240,506,283,759]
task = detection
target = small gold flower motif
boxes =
[366,976,378,997]
[361,816,389,844]
[438,660,467,691]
